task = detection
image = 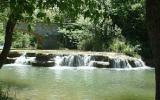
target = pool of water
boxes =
[0,65,155,100]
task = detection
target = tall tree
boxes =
[0,0,84,68]
[0,0,36,68]
[146,0,160,100]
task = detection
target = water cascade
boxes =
[14,53,35,65]
[14,53,27,64]
[54,55,94,67]
[109,58,132,68]
[12,53,147,68]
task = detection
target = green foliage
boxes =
[78,37,95,51]
[12,31,36,48]
[58,16,93,49]
[108,39,140,57]
[0,23,4,45]
[0,0,150,58]
[111,0,149,57]
[59,15,124,52]
[93,18,122,51]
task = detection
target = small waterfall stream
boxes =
[14,53,27,64]
[54,55,93,67]
[110,58,132,68]
[12,53,147,68]
[14,53,35,65]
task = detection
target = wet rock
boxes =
[91,61,110,68]
[33,53,55,67]
[128,58,144,67]
[93,55,109,62]
[8,52,21,58]
[128,59,137,67]
[5,58,16,64]
[35,53,53,62]
[32,61,55,67]
[26,53,36,57]
[48,54,55,61]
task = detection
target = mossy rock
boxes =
[35,53,54,62]
[8,52,21,58]
[26,53,36,57]
[32,61,55,67]
[93,55,109,62]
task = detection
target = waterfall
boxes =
[136,59,146,67]
[54,55,94,67]
[110,58,132,68]
[13,52,147,68]
[14,53,27,64]
[110,57,146,68]
[54,55,147,68]
[14,53,35,65]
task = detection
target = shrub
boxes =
[78,37,95,51]
[108,39,140,57]
[12,31,37,48]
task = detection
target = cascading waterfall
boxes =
[14,53,35,65]
[110,58,132,68]
[109,58,146,68]
[54,55,94,67]
[133,59,146,67]
[14,52,27,64]
[13,53,147,68]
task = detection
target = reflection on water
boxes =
[0,65,155,100]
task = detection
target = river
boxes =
[0,64,155,100]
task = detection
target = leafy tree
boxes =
[0,0,85,68]
[110,0,152,58]
[12,31,36,48]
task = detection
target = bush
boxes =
[108,39,140,57]
[12,31,37,48]
[58,17,93,49]
[78,37,95,51]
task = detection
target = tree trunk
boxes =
[0,14,17,68]
[146,0,160,100]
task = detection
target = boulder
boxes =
[128,58,145,67]
[26,53,36,57]
[32,61,55,67]
[91,61,110,68]
[93,55,109,62]
[8,52,21,58]
[35,53,54,62]
[128,59,137,67]
[5,58,16,64]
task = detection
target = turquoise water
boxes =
[0,65,155,100]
